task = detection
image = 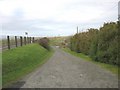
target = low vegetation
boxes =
[2,44,54,87]
[38,37,50,50]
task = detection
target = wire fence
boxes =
[2,35,37,51]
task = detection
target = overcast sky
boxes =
[0,0,119,37]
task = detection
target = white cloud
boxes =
[0,0,119,36]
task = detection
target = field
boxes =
[49,36,70,46]
[2,43,54,87]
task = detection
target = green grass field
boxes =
[63,48,119,75]
[2,43,54,87]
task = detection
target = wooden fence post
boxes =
[15,36,17,47]
[30,37,31,43]
[27,37,29,43]
[28,37,30,43]
[7,36,10,49]
[27,37,29,44]
[33,37,34,43]
[24,37,26,45]
[20,36,22,46]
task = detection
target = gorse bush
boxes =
[69,22,118,65]
[70,28,98,54]
[38,37,50,50]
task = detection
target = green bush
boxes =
[38,37,50,50]
[69,21,118,65]
[70,29,98,54]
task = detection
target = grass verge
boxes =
[62,48,119,76]
[2,44,54,87]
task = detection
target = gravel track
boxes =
[11,47,118,88]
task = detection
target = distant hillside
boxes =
[49,36,71,47]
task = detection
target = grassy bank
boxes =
[63,48,119,75]
[2,44,54,87]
